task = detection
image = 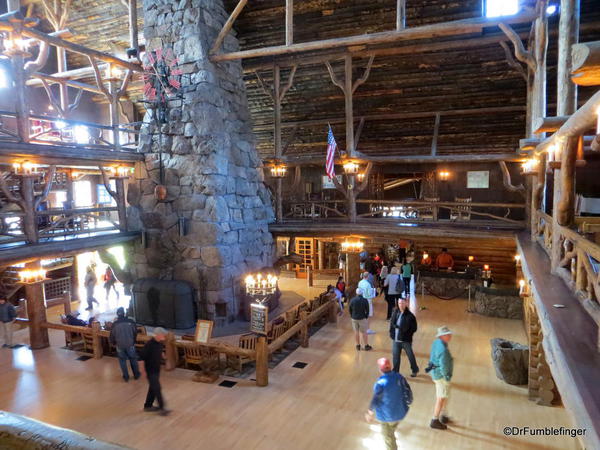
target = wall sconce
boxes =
[356,173,365,182]
[514,254,521,266]
[341,240,364,253]
[438,170,450,181]
[270,163,287,178]
[116,166,130,177]
[343,161,359,175]
[468,255,474,263]
[521,158,539,175]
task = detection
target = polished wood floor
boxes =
[0,290,580,450]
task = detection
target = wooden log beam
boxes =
[533,116,569,133]
[210,0,248,55]
[254,105,526,132]
[283,153,523,165]
[25,65,108,85]
[212,12,537,62]
[10,27,142,71]
[26,72,103,95]
[0,142,144,165]
[572,41,600,86]
[534,90,600,155]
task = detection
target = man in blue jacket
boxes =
[428,326,454,430]
[366,358,413,450]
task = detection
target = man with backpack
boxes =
[365,357,413,450]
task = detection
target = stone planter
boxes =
[474,286,523,319]
[490,338,529,385]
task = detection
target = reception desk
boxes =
[417,269,476,300]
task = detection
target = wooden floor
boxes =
[0,292,580,450]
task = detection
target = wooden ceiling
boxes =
[19,0,600,161]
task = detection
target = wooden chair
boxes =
[226,333,257,374]
[183,343,219,371]
[420,197,439,220]
[450,197,472,221]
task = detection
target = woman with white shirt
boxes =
[383,267,401,320]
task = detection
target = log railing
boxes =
[534,209,600,328]
[284,199,526,226]
[0,206,121,247]
[40,294,338,387]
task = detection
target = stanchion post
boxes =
[255,335,269,387]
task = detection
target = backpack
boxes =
[394,275,403,293]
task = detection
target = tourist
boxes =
[140,327,170,416]
[66,311,88,327]
[389,298,419,377]
[110,307,141,382]
[328,284,343,315]
[428,326,454,430]
[358,272,377,334]
[0,297,16,348]
[435,248,454,271]
[349,288,372,351]
[383,267,401,320]
[84,265,99,311]
[365,358,413,450]
[335,276,347,303]
[103,266,119,301]
[400,259,413,298]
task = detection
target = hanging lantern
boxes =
[356,173,366,182]
[342,161,359,174]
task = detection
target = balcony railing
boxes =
[534,209,600,327]
[284,199,526,227]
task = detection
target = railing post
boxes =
[11,43,31,143]
[63,291,72,315]
[165,332,177,371]
[299,311,309,348]
[255,336,269,387]
[113,177,128,231]
[91,321,103,359]
[109,81,121,151]
[328,299,337,323]
[20,175,39,244]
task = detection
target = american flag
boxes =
[326,125,337,179]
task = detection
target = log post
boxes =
[571,41,600,86]
[556,136,578,228]
[12,52,30,143]
[20,175,38,244]
[285,0,293,46]
[109,81,121,150]
[274,65,283,223]
[328,299,337,324]
[62,291,72,315]
[91,320,103,359]
[255,335,269,387]
[557,0,580,115]
[127,0,139,56]
[344,251,361,296]
[396,0,406,30]
[24,261,49,350]
[114,176,128,231]
[344,55,355,158]
[164,332,177,371]
[299,310,309,348]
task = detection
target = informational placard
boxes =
[194,320,213,343]
[250,303,268,335]
[467,171,489,189]
[322,175,343,189]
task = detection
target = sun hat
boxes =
[436,326,452,337]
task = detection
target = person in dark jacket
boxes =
[349,288,372,351]
[65,311,88,327]
[0,298,16,348]
[109,307,140,382]
[140,327,170,416]
[365,358,413,450]
[389,297,419,376]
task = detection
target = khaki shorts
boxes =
[351,318,368,332]
[433,378,451,398]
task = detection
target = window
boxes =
[485,0,519,18]
[0,65,9,89]
[97,182,116,205]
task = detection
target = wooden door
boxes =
[295,238,315,278]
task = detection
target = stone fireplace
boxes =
[128,0,275,325]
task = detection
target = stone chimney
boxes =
[129,0,275,325]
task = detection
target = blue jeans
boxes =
[392,341,419,374]
[117,346,140,380]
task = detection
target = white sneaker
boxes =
[367,329,376,335]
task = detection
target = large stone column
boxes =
[132,0,275,325]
